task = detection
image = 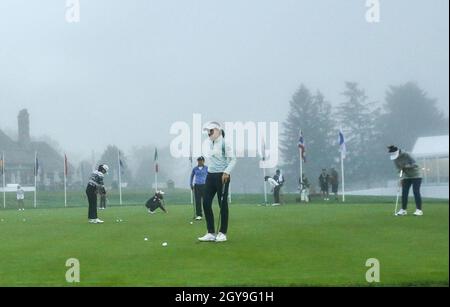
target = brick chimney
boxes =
[18,109,30,146]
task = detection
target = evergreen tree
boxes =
[380,82,448,151]
[336,82,383,188]
[280,85,335,192]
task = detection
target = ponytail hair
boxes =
[222,130,225,138]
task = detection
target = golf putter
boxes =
[191,187,196,220]
[394,170,403,215]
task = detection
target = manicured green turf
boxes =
[0,201,448,286]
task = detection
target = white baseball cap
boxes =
[203,121,222,133]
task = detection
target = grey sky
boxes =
[0,0,448,160]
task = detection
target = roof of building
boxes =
[412,135,449,158]
[0,130,64,172]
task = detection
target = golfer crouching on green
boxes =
[198,122,237,243]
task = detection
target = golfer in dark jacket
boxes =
[319,169,330,201]
[198,122,237,243]
[388,145,423,216]
[190,156,208,220]
[86,164,109,224]
[329,168,339,201]
[146,191,167,214]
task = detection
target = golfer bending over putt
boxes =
[146,190,168,214]
[388,145,423,216]
[198,122,237,243]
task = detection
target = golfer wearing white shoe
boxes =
[388,146,424,216]
[86,164,109,224]
[198,122,237,243]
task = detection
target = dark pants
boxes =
[194,184,205,217]
[402,178,422,210]
[274,185,282,203]
[203,173,230,234]
[86,185,98,219]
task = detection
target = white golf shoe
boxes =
[413,209,424,216]
[272,203,280,206]
[89,218,104,224]
[395,209,407,216]
[198,233,216,242]
[195,216,203,221]
[215,232,227,243]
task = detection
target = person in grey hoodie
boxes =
[388,145,423,216]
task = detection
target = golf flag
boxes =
[261,138,266,162]
[154,148,159,173]
[64,154,68,176]
[34,155,39,176]
[298,131,306,162]
[118,150,124,205]
[0,153,4,176]
[119,156,125,175]
[339,129,346,159]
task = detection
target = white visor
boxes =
[390,150,400,160]
[203,121,222,133]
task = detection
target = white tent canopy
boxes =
[412,135,449,158]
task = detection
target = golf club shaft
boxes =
[216,180,227,233]
[394,170,403,214]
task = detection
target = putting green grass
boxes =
[0,201,448,286]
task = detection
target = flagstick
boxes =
[263,167,268,205]
[189,157,193,205]
[341,151,345,203]
[64,154,67,208]
[2,152,5,209]
[299,148,303,196]
[118,151,122,205]
[34,151,37,208]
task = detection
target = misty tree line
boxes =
[72,81,448,194]
[280,81,448,192]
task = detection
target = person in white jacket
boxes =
[198,122,237,243]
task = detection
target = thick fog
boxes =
[0,0,448,160]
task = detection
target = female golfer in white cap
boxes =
[198,122,237,242]
[388,145,423,216]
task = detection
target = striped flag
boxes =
[154,148,159,173]
[339,129,346,159]
[298,131,306,162]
